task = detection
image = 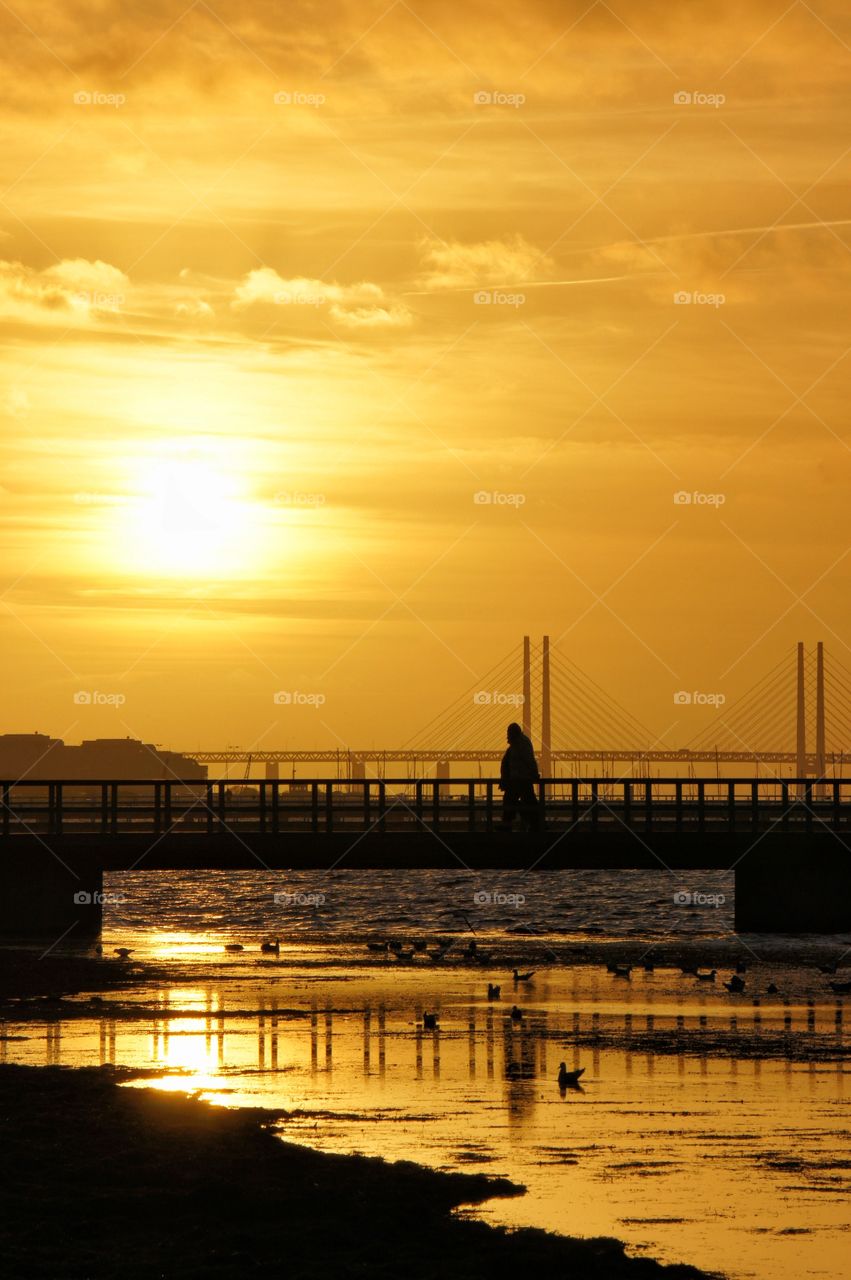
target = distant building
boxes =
[0,734,206,781]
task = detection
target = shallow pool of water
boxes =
[3,962,850,1279]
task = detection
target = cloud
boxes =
[0,257,129,324]
[328,303,410,329]
[231,267,411,328]
[589,220,851,301]
[175,299,215,318]
[417,235,553,290]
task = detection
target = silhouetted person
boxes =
[498,722,540,830]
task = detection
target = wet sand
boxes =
[3,942,850,1278]
[0,1063,712,1279]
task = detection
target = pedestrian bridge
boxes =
[1,777,849,937]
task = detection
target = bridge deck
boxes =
[1,779,850,934]
[2,776,848,843]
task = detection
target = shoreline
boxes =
[0,946,731,1278]
[0,1064,716,1279]
[3,943,848,1277]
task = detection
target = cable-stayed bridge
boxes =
[184,640,851,779]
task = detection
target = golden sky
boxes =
[0,0,849,754]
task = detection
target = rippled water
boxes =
[4,965,850,1280]
[5,867,851,1279]
[105,866,737,950]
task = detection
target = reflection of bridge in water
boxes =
[11,995,848,1088]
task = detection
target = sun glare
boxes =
[121,445,264,578]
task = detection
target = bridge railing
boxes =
[1,778,849,837]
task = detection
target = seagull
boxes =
[611,964,632,979]
[224,943,244,953]
[513,969,535,982]
[695,969,717,982]
[829,979,851,994]
[113,948,133,959]
[423,1012,438,1030]
[510,1005,523,1022]
[260,938,281,955]
[557,1062,585,1089]
[367,941,387,953]
[642,959,655,972]
[724,974,746,993]
[487,983,501,1000]
[766,983,779,994]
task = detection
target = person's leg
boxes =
[518,782,540,830]
[501,786,518,826]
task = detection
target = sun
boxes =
[121,443,264,579]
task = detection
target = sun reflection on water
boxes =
[5,968,850,1280]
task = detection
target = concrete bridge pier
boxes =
[734,844,851,933]
[0,846,103,939]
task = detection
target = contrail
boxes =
[405,218,851,295]
[403,273,655,295]
[641,216,851,245]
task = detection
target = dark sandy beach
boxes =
[0,1063,715,1280]
[0,946,727,1279]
